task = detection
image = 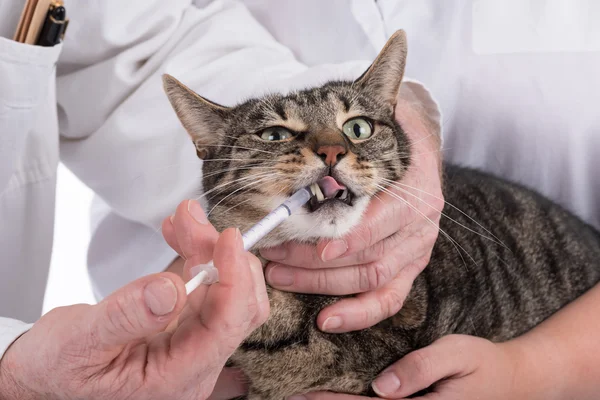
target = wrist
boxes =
[0,339,37,400]
[0,360,31,400]
[501,335,568,400]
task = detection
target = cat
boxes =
[163,30,600,400]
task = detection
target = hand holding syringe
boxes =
[185,186,312,295]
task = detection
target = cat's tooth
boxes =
[316,186,325,202]
[310,183,318,197]
[340,189,348,200]
[311,183,325,202]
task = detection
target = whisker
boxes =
[200,158,281,163]
[202,144,275,155]
[408,131,438,146]
[371,147,450,162]
[373,183,475,272]
[406,148,452,158]
[296,217,323,240]
[380,178,510,252]
[206,177,275,217]
[207,174,282,217]
[198,172,276,202]
[218,183,289,219]
[202,165,279,179]
[375,181,483,336]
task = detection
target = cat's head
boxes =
[163,30,410,246]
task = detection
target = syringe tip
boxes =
[185,263,220,294]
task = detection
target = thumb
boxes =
[90,272,187,349]
[372,335,477,398]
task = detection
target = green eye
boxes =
[342,118,373,140]
[259,127,293,141]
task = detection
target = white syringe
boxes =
[185,186,313,295]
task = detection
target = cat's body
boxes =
[227,165,600,399]
[163,30,600,400]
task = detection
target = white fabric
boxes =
[1,0,599,360]
[0,0,388,357]
[0,37,62,324]
[0,318,33,358]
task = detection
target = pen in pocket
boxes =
[37,1,69,47]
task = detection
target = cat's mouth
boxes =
[308,176,354,212]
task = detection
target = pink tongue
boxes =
[318,176,346,198]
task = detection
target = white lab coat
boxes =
[1,0,599,360]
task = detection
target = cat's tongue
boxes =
[318,176,346,199]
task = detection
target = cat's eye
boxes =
[259,127,294,141]
[342,118,373,140]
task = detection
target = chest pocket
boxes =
[0,37,62,193]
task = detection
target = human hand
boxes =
[0,204,268,400]
[295,335,531,400]
[260,87,444,333]
[162,199,270,400]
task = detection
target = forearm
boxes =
[507,282,600,400]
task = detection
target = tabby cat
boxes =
[163,30,600,400]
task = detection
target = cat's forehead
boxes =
[232,83,385,131]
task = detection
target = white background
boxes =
[43,164,96,314]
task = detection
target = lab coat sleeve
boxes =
[55,0,434,299]
[0,318,33,360]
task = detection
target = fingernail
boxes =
[287,396,306,400]
[372,372,401,396]
[235,228,243,248]
[260,246,288,261]
[144,278,178,316]
[249,257,268,302]
[267,265,294,286]
[320,240,348,261]
[187,200,208,224]
[321,316,343,332]
[169,214,175,224]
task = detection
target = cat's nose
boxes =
[317,145,347,167]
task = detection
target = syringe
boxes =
[185,186,313,295]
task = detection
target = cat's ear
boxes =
[162,74,230,159]
[355,30,407,107]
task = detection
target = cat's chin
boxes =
[278,195,370,242]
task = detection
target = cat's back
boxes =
[440,164,600,255]
[418,164,600,342]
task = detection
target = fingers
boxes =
[315,260,424,332]
[201,228,265,332]
[265,233,430,295]
[371,335,478,399]
[89,272,187,350]
[246,253,270,326]
[261,184,440,274]
[172,228,267,363]
[162,215,183,257]
[171,200,220,277]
